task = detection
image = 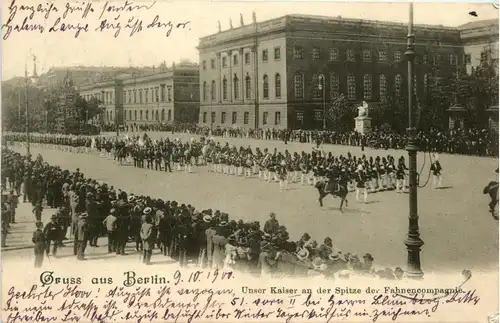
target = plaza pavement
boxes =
[5,135,499,273]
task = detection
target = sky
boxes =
[1,1,499,80]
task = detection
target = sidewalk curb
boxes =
[2,240,74,252]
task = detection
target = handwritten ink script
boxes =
[2,269,483,323]
[1,0,191,40]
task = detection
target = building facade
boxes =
[197,14,469,130]
[459,19,499,75]
[79,63,199,126]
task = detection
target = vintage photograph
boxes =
[1,1,499,321]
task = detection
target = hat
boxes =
[329,252,341,261]
[312,257,324,270]
[296,247,310,261]
[363,253,374,261]
[79,213,88,218]
[357,164,363,171]
[143,207,152,215]
[203,214,212,223]
[219,221,228,226]
[128,195,135,202]
[35,221,43,228]
[280,160,286,166]
[110,208,116,214]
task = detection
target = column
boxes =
[240,48,244,103]
[227,50,233,103]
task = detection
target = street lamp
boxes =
[318,74,326,130]
[404,2,424,279]
[24,53,38,156]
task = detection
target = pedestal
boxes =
[354,116,372,134]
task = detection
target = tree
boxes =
[325,94,356,131]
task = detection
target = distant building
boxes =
[459,19,499,75]
[37,66,156,89]
[78,62,199,126]
[197,14,496,130]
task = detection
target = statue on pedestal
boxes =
[354,101,372,135]
[217,21,221,32]
[357,101,369,117]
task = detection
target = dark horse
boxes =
[483,181,499,220]
[315,180,348,212]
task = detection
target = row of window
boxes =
[294,47,458,65]
[202,73,282,101]
[106,109,173,122]
[203,71,430,102]
[294,72,430,101]
[202,47,459,72]
[83,92,114,105]
[202,48,282,70]
[202,111,281,125]
[123,85,172,105]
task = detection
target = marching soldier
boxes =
[431,154,443,189]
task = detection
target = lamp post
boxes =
[318,74,326,130]
[404,2,424,279]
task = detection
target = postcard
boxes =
[1,0,499,322]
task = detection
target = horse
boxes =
[315,179,348,212]
[483,181,499,220]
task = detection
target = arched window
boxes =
[110,110,113,121]
[294,73,303,99]
[312,73,322,99]
[275,73,281,98]
[161,109,165,121]
[146,110,149,120]
[128,110,131,121]
[203,82,207,101]
[395,74,402,97]
[245,75,251,99]
[222,77,228,100]
[211,81,216,100]
[363,74,372,100]
[263,75,269,99]
[330,73,339,99]
[155,110,159,121]
[347,74,356,100]
[140,110,143,120]
[379,74,387,99]
[134,110,137,120]
[168,109,172,121]
[233,75,239,99]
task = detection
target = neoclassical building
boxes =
[79,63,199,126]
[197,14,472,129]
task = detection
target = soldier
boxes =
[32,221,46,268]
[140,214,155,265]
[431,155,443,189]
[356,165,368,203]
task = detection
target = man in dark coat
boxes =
[43,214,61,256]
[140,215,155,264]
[32,221,46,268]
[76,214,89,260]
